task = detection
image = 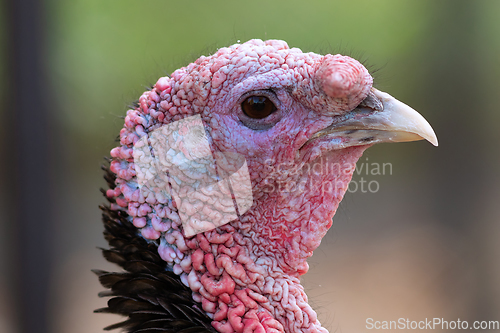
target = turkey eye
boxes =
[241,96,276,119]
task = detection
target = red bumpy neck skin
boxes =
[107,39,372,333]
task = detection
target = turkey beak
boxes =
[312,88,438,147]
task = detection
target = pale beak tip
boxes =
[420,124,439,147]
[372,88,439,148]
[429,134,439,147]
[416,115,438,147]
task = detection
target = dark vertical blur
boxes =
[5,0,53,333]
[421,0,493,321]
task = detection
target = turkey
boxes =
[95,39,437,333]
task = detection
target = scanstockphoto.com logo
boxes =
[366,317,500,330]
[132,115,393,237]
[262,157,393,195]
[348,158,392,194]
[133,115,253,237]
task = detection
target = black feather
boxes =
[95,162,216,333]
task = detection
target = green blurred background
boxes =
[1,0,500,332]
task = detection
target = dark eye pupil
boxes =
[241,96,276,119]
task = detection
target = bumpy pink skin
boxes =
[108,39,373,333]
